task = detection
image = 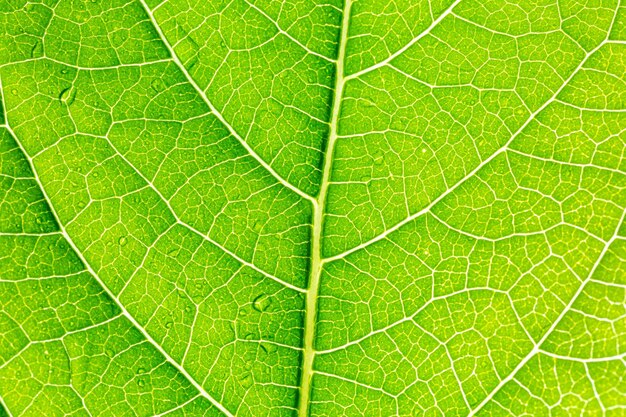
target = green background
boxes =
[0,0,625,415]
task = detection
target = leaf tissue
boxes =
[0,0,625,416]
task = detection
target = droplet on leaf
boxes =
[260,342,277,354]
[252,294,271,312]
[59,87,76,106]
[151,79,165,92]
[239,373,253,388]
[187,58,198,70]
[118,236,127,246]
[30,41,42,58]
[373,150,385,165]
[252,221,263,232]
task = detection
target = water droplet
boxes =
[30,41,42,58]
[59,87,76,106]
[105,349,115,358]
[187,58,199,71]
[239,373,253,388]
[421,148,427,154]
[150,79,165,93]
[11,89,17,96]
[137,378,145,387]
[185,305,193,314]
[239,307,248,316]
[244,333,255,341]
[44,350,50,356]
[165,321,173,329]
[137,367,146,374]
[252,221,263,233]
[230,188,244,200]
[260,342,277,354]
[373,150,385,165]
[118,236,127,246]
[60,68,69,75]
[252,294,271,312]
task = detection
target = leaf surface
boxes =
[0,0,625,416]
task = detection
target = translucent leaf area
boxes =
[0,0,625,416]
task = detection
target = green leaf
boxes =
[0,0,625,416]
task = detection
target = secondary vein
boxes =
[0,76,234,417]
[137,0,316,205]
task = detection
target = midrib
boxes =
[298,1,352,416]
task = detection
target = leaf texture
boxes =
[0,0,625,416]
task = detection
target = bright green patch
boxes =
[0,0,625,416]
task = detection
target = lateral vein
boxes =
[137,0,316,205]
[0,77,235,417]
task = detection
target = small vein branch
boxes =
[0,76,235,417]
[324,30,616,265]
[138,0,316,205]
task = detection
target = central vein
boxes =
[298,1,352,416]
